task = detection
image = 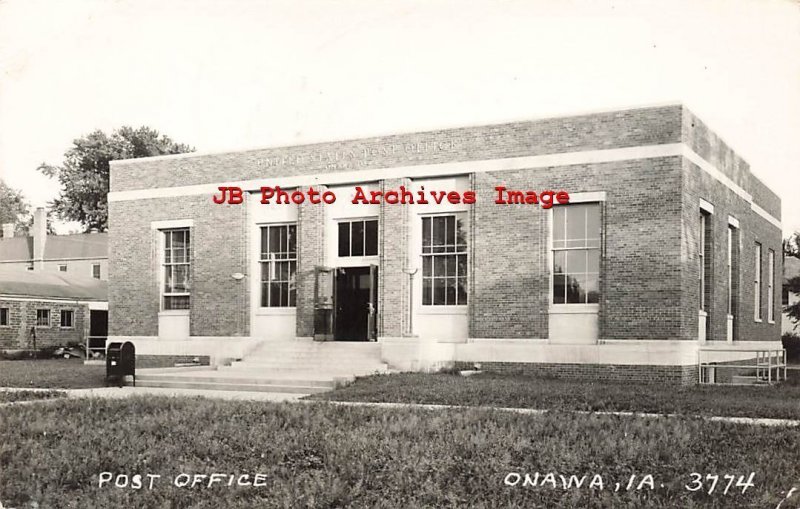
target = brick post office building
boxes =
[107,104,783,384]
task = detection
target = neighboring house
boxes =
[0,267,108,352]
[0,208,108,280]
[783,256,800,334]
[107,104,783,384]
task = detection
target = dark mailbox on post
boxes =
[106,341,135,387]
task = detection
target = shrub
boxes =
[782,333,800,363]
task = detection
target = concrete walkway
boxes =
[318,400,800,427]
[2,386,798,427]
[67,386,307,402]
[0,386,306,402]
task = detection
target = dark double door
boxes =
[314,265,378,341]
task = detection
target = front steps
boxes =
[131,340,388,394]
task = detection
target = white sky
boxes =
[0,0,798,235]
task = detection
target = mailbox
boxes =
[106,341,136,387]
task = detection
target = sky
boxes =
[0,0,798,235]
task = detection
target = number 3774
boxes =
[685,472,755,495]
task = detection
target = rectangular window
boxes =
[260,224,297,307]
[92,263,101,279]
[36,309,50,327]
[754,242,762,321]
[421,214,468,306]
[699,213,709,310]
[727,226,735,316]
[338,219,378,257]
[768,249,775,322]
[162,228,191,310]
[552,203,601,304]
[59,265,67,272]
[60,309,74,328]
[0,308,8,326]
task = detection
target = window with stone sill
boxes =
[162,228,191,310]
[552,203,601,304]
[260,224,297,308]
[421,214,468,306]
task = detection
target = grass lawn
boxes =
[312,371,800,420]
[0,359,106,389]
[1,396,799,508]
[0,390,66,404]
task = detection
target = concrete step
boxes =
[243,357,382,365]
[247,350,381,359]
[249,343,381,355]
[228,360,387,370]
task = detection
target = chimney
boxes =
[1,223,13,238]
[32,207,47,270]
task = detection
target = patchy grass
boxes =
[1,396,799,508]
[312,372,800,420]
[0,390,66,404]
[0,359,105,389]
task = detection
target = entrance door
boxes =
[88,309,108,358]
[313,266,335,341]
[334,266,378,341]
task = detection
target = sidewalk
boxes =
[318,400,800,427]
[0,386,305,402]
[2,386,799,427]
[67,386,307,402]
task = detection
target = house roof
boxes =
[0,266,107,301]
[0,232,107,262]
[0,236,33,262]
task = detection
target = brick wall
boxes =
[296,187,326,337]
[108,196,248,337]
[379,178,410,337]
[472,156,685,340]
[111,105,683,192]
[0,299,89,349]
[680,121,782,343]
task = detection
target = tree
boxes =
[0,180,31,236]
[39,127,194,231]
[784,232,800,329]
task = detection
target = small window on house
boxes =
[92,264,101,279]
[59,265,67,272]
[36,309,50,327]
[338,219,378,257]
[60,310,74,328]
[0,308,8,326]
